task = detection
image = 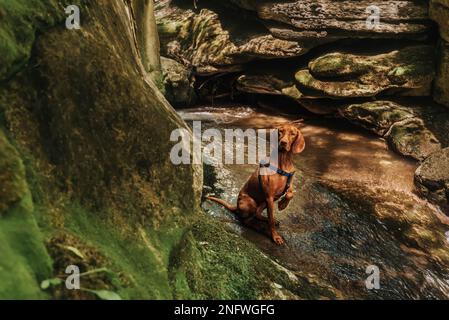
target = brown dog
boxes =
[207,124,305,245]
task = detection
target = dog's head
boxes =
[277,124,305,154]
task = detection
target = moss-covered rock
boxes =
[339,101,415,136]
[0,0,87,81]
[0,0,203,299]
[161,57,197,106]
[170,218,337,300]
[295,46,435,99]
[387,118,441,161]
[338,100,449,160]
[0,130,52,299]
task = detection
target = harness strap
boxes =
[258,160,295,198]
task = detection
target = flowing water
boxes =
[178,105,449,299]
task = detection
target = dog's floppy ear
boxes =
[293,129,305,154]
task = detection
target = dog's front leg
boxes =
[267,197,284,245]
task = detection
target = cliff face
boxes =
[0,0,201,299]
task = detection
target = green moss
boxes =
[0,130,52,299]
[170,218,335,300]
[43,202,189,299]
[0,0,86,81]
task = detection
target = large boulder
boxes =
[339,100,449,160]
[387,118,441,161]
[415,148,449,214]
[339,101,415,136]
[295,46,435,98]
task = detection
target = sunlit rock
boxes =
[387,118,441,161]
[295,46,435,98]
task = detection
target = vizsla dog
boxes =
[207,124,305,245]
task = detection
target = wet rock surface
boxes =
[415,148,449,214]
[188,106,449,299]
[387,118,441,161]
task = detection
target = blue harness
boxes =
[258,160,295,198]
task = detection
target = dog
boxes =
[207,124,305,245]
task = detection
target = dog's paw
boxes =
[272,233,285,246]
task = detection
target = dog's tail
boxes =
[206,196,237,213]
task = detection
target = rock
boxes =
[161,57,197,105]
[236,74,295,96]
[338,99,449,159]
[339,101,415,136]
[434,40,449,108]
[295,46,435,98]
[0,0,71,80]
[415,148,449,214]
[430,1,449,108]
[156,3,304,75]
[0,0,203,299]
[231,0,430,41]
[430,0,449,42]
[387,118,441,161]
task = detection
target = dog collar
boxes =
[259,160,295,179]
[259,160,295,198]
